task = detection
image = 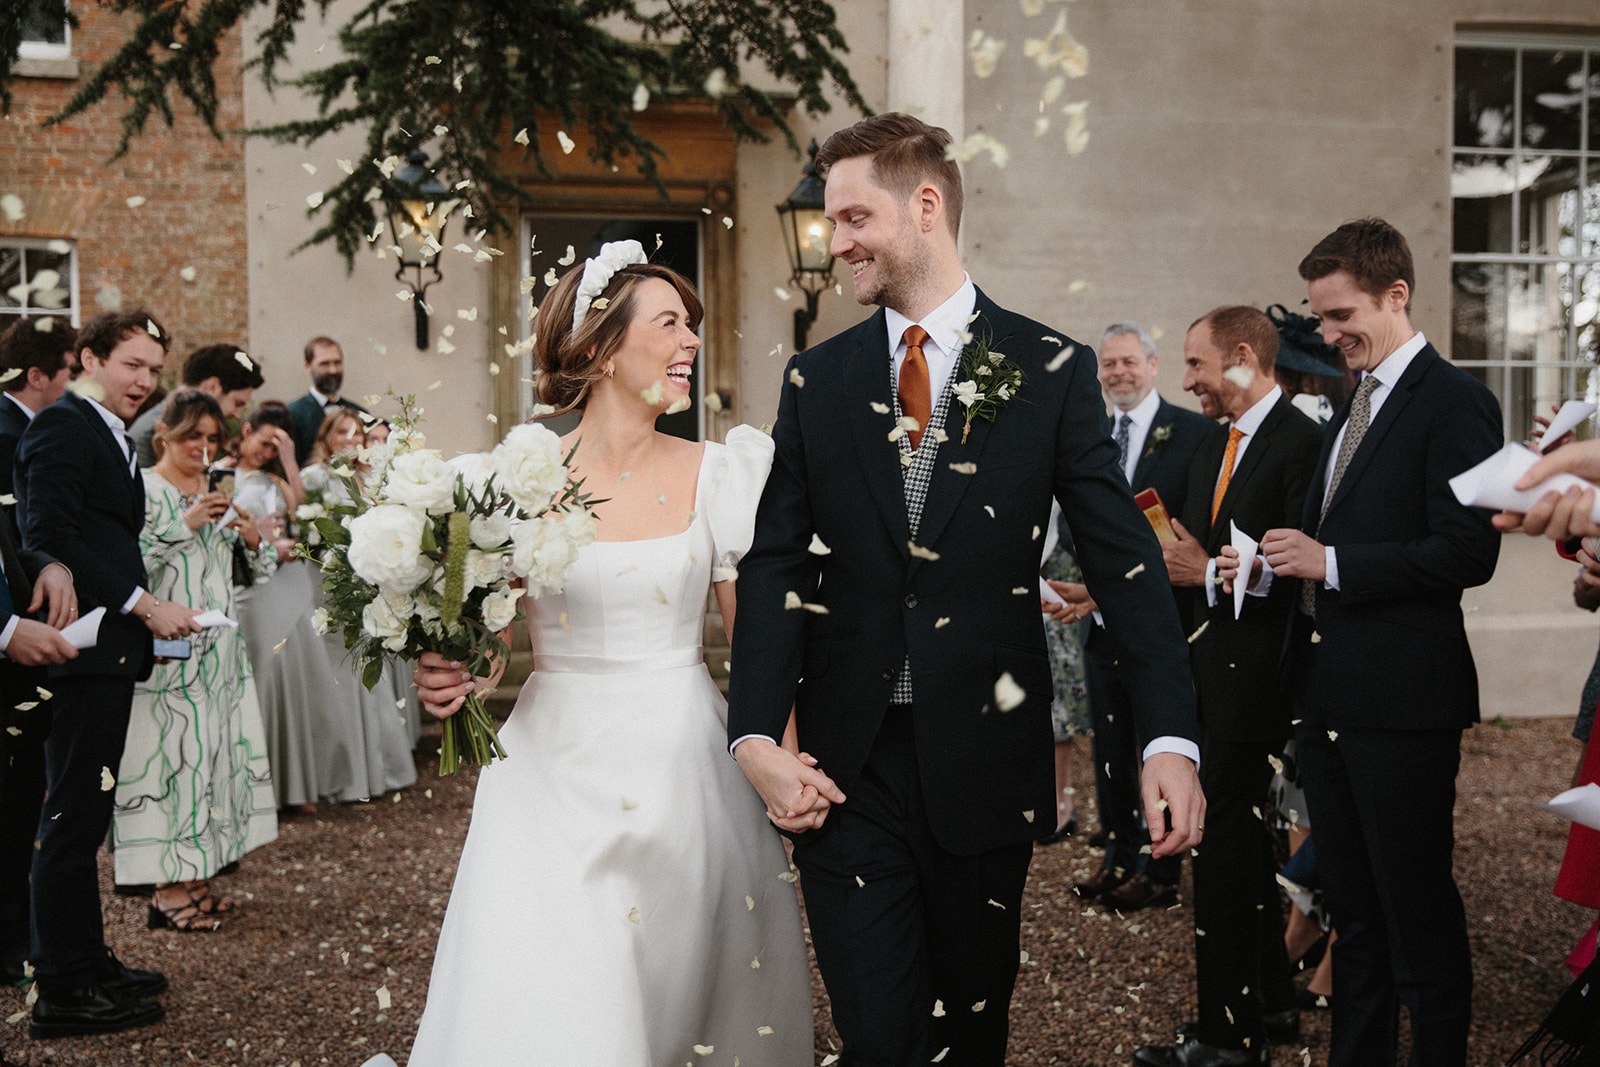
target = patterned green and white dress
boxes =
[112,469,279,886]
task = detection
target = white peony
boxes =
[492,423,567,512]
[362,595,409,651]
[448,451,496,498]
[346,505,434,592]
[469,512,512,549]
[510,514,580,598]
[481,586,521,631]
[464,549,507,591]
[381,449,457,514]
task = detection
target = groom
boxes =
[729,113,1205,1065]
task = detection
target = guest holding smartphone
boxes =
[112,390,279,930]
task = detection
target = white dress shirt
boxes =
[884,274,975,400]
[1113,389,1162,484]
[1203,386,1282,606]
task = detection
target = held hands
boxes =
[1160,518,1210,587]
[1259,529,1326,581]
[1141,751,1205,858]
[1491,440,1600,541]
[733,736,845,834]
[183,490,231,531]
[1215,545,1263,596]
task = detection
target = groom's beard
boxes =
[864,224,934,313]
[313,371,344,397]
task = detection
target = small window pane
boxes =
[1519,155,1580,254]
[1522,50,1585,151]
[1586,169,1600,257]
[1589,63,1600,151]
[1506,263,1568,364]
[19,0,66,46]
[1456,48,1516,148]
[24,248,71,310]
[0,248,21,310]
[1452,262,1508,363]
[1451,153,1515,252]
[1580,266,1599,367]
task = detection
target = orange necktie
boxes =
[899,324,932,450]
[1211,425,1245,525]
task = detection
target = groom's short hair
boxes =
[816,113,963,240]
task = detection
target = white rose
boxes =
[469,512,512,549]
[510,514,580,598]
[296,502,326,522]
[449,452,496,498]
[362,595,409,651]
[481,586,521,631]
[380,450,457,514]
[464,549,506,591]
[491,423,567,512]
[346,505,434,592]
[557,504,598,547]
[310,607,331,634]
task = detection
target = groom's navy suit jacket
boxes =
[729,288,1200,856]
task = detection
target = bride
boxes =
[407,242,813,1065]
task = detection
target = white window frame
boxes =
[16,0,71,60]
[1451,30,1600,442]
[0,237,81,327]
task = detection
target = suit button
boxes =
[882,667,895,681]
[904,594,918,609]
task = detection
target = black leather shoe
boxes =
[1104,872,1180,911]
[1132,1036,1268,1066]
[100,952,168,999]
[1072,865,1129,901]
[1088,827,1109,848]
[1176,1010,1299,1046]
[1038,816,1079,845]
[29,983,164,1038]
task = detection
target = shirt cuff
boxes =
[1248,557,1275,598]
[729,733,778,758]
[1203,559,1218,608]
[121,587,148,615]
[1143,735,1200,769]
[1323,547,1340,591]
[0,615,17,655]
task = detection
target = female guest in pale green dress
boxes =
[113,391,279,931]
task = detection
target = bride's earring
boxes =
[604,361,615,379]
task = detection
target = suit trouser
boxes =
[1296,722,1470,1067]
[791,705,1034,1067]
[1084,642,1180,883]
[0,694,49,959]
[1193,733,1296,1049]
[30,673,137,992]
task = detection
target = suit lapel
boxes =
[1130,399,1177,491]
[911,295,1002,565]
[842,310,912,555]
[1323,348,1432,520]
[66,393,140,527]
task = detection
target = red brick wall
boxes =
[0,6,248,369]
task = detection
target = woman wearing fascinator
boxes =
[406,241,813,1065]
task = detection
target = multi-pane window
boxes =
[1451,34,1599,443]
[0,238,79,325]
[16,0,70,59]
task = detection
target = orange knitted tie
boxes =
[1211,425,1245,525]
[899,324,932,450]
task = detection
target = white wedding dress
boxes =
[408,427,812,1066]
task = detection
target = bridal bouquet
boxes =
[304,396,597,775]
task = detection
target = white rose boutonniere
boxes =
[952,331,1026,443]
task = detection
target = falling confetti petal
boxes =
[0,194,24,221]
[933,1000,947,1017]
[101,766,115,791]
[933,1048,950,1062]
[557,131,576,154]
[1223,365,1257,389]
[722,216,734,230]
[971,1000,986,1012]
[627,907,641,923]
[543,268,558,287]
[514,127,530,145]
[855,875,866,887]
[125,195,146,209]
[994,672,1026,711]
[968,30,1007,77]
[908,541,940,561]
[1187,621,1209,644]
[1124,563,1146,579]
[557,245,576,266]
[774,286,791,302]
[808,534,831,555]
[704,68,728,97]
[178,266,198,283]
[789,368,805,388]
[632,83,650,111]
[306,191,324,208]
[948,462,977,475]
[870,401,890,414]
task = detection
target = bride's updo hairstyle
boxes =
[533,257,703,417]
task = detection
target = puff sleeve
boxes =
[704,424,776,573]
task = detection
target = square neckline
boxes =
[588,440,710,546]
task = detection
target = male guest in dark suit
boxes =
[728,113,1206,1066]
[0,317,82,986]
[1071,322,1219,911]
[17,309,202,1038]
[1132,306,1323,1067]
[1259,219,1501,1066]
[0,317,79,532]
[287,335,368,465]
